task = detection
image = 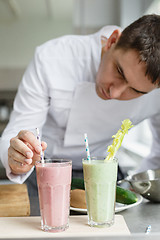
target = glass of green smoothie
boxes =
[82,157,118,227]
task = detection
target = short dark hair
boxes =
[116,14,160,86]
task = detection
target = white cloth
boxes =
[1,25,160,184]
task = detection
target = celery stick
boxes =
[105,119,133,161]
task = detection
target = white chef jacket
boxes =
[1,25,160,184]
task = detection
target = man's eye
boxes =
[116,66,124,79]
[131,88,141,94]
[130,87,147,95]
[117,66,121,74]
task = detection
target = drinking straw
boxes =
[36,128,44,164]
[84,133,91,161]
[145,225,151,234]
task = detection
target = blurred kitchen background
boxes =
[0,0,160,180]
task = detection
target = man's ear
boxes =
[104,29,121,50]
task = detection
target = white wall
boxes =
[0,19,73,68]
[0,0,159,89]
[0,0,121,69]
[120,0,158,28]
[0,0,74,89]
[73,0,120,34]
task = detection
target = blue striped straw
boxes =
[145,225,151,234]
[36,128,44,164]
[84,133,91,161]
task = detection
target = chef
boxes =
[0,14,160,196]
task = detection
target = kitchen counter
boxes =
[120,199,160,233]
[0,182,159,239]
[29,195,160,234]
[0,180,159,237]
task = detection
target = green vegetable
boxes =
[105,119,133,161]
[71,178,85,190]
[116,186,138,204]
[71,178,138,205]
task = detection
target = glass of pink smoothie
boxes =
[36,159,72,232]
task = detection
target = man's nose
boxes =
[109,83,127,99]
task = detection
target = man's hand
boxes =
[8,130,47,175]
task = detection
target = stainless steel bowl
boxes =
[118,168,160,202]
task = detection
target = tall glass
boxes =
[36,159,72,232]
[82,157,117,227]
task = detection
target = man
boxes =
[0,15,160,192]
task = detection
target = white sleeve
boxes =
[0,47,50,183]
[137,114,160,172]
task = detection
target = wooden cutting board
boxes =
[0,215,130,238]
[0,184,30,217]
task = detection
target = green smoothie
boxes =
[83,158,117,227]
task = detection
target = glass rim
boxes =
[82,156,117,162]
[36,158,72,165]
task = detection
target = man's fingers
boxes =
[8,130,47,176]
[8,156,33,175]
[41,141,47,151]
[24,159,33,164]
[8,146,27,163]
[10,137,33,159]
[8,146,32,165]
[17,130,42,153]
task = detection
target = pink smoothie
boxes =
[36,160,72,232]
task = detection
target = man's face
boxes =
[96,45,158,101]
